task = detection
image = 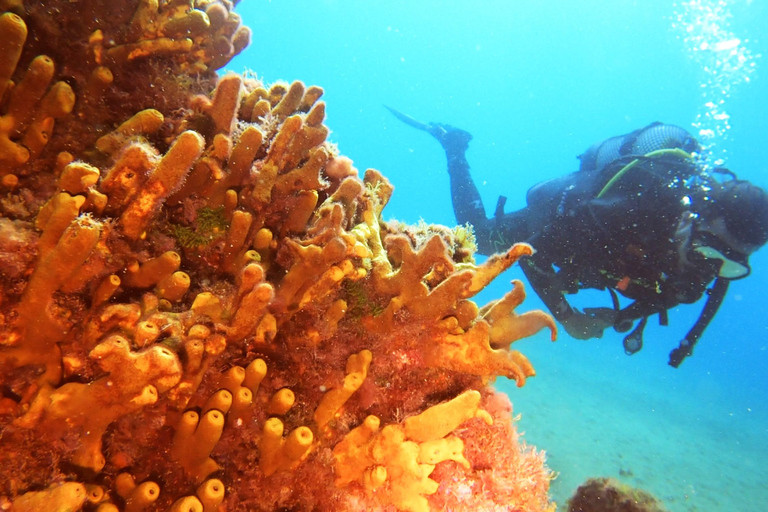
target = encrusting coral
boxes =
[0,1,557,511]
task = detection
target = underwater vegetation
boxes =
[0,0,557,510]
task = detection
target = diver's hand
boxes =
[668,338,693,368]
[561,307,617,340]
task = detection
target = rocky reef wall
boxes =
[0,1,556,510]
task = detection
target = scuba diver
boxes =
[387,107,768,367]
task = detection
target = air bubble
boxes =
[672,0,758,166]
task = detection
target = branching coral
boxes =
[332,390,492,512]
[17,335,182,472]
[0,1,556,511]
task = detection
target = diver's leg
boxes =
[446,148,487,230]
[429,123,536,255]
[427,124,488,229]
[386,108,527,255]
[482,209,534,255]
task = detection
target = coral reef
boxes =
[567,478,668,512]
[0,1,557,511]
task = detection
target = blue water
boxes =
[228,1,768,510]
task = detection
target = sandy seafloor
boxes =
[495,311,768,512]
[228,1,768,510]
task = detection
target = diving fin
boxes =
[386,106,472,153]
[384,105,432,132]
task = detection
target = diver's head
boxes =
[692,179,768,279]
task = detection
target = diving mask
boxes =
[693,231,751,279]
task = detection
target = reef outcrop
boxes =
[567,478,668,512]
[0,1,556,511]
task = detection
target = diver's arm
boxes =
[615,299,665,325]
[520,259,574,321]
[521,258,616,340]
[669,277,728,367]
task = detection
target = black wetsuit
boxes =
[444,122,724,362]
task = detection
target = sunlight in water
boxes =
[671,0,760,165]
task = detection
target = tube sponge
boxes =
[0,23,74,170]
[403,390,492,443]
[171,409,225,482]
[96,109,164,154]
[315,349,372,431]
[196,479,225,512]
[115,473,160,512]
[119,131,205,240]
[258,418,314,476]
[11,482,87,512]
[0,12,27,101]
